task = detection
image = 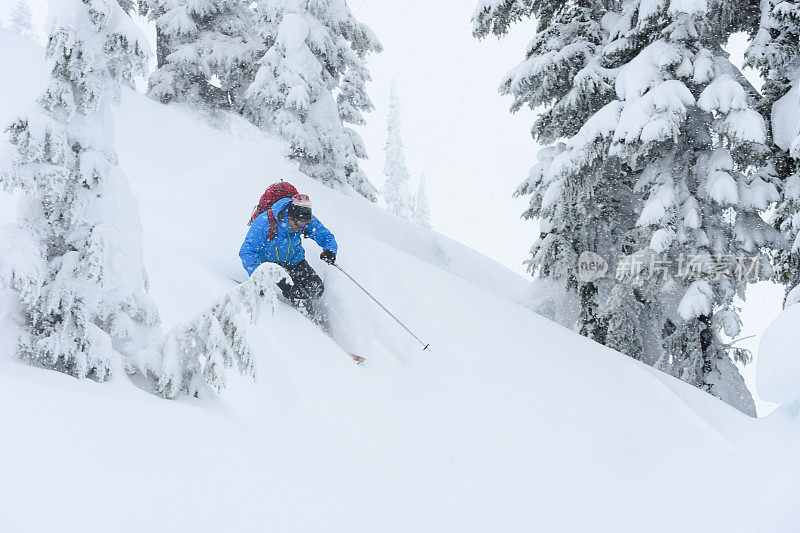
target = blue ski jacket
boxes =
[239,197,338,276]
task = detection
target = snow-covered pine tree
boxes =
[0,0,161,380]
[746,0,800,304]
[383,82,413,219]
[472,1,630,343]
[130,263,284,398]
[244,0,381,200]
[413,175,432,228]
[338,44,378,201]
[9,0,35,40]
[474,0,776,413]
[142,0,261,111]
[589,0,782,414]
[473,1,619,144]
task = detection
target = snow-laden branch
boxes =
[129,264,287,399]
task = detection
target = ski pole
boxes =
[334,263,431,352]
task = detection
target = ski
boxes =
[345,351,366,365]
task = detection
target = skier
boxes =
[239,193,338,318]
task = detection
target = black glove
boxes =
[320,250,336,265]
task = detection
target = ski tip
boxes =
[349,353,366,364]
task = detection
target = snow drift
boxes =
[1,29,800,532]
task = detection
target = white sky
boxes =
[346,0,539,276]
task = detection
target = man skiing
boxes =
[239,193,337,317]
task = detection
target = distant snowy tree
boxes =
[9,0,35,40]
[747,0,800,303]
[142,0,260,111]
[0,0,160,380]
[244,0,381,200]
[130,264,284,398]
[473,1,629,343]
[413,176,432,228]
[383,82,413,219]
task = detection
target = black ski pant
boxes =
[276,259,324,304]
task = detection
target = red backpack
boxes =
[248,181,299,238]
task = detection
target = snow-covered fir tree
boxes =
[244,0,381,200]
[383,82,413,219]
[590,0,781,414]
[747,0,800,304]
[473,1,620,143]
[142,0,261,111]
[472,1,629,343]
[131,263,284,398]
[338,46,378,201]
[0,0,161,380]
[9,0,35,40]
[474,0,777,413]
[413,176,432,228]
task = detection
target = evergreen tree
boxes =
[338,44,379,200]
[592,0,779,415]
[747,0,800,304]
[474,0,774,413]
[413,176,432,228]
[473,1,628,343]
[0,0,161,380]
[9,0,35,40]
[383,82,413,219]
[244,0,381,200]
[131,264,284,398]
[142,0,261,111]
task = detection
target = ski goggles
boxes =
[291,216,311,228]
[288,203,312,228]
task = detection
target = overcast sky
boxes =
[345,0,539,276]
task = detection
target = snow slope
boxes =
[1,30,800,532]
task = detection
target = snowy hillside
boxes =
[1,29,800,532]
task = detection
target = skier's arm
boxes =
[306,217,338,253]
[239,216,269,276]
